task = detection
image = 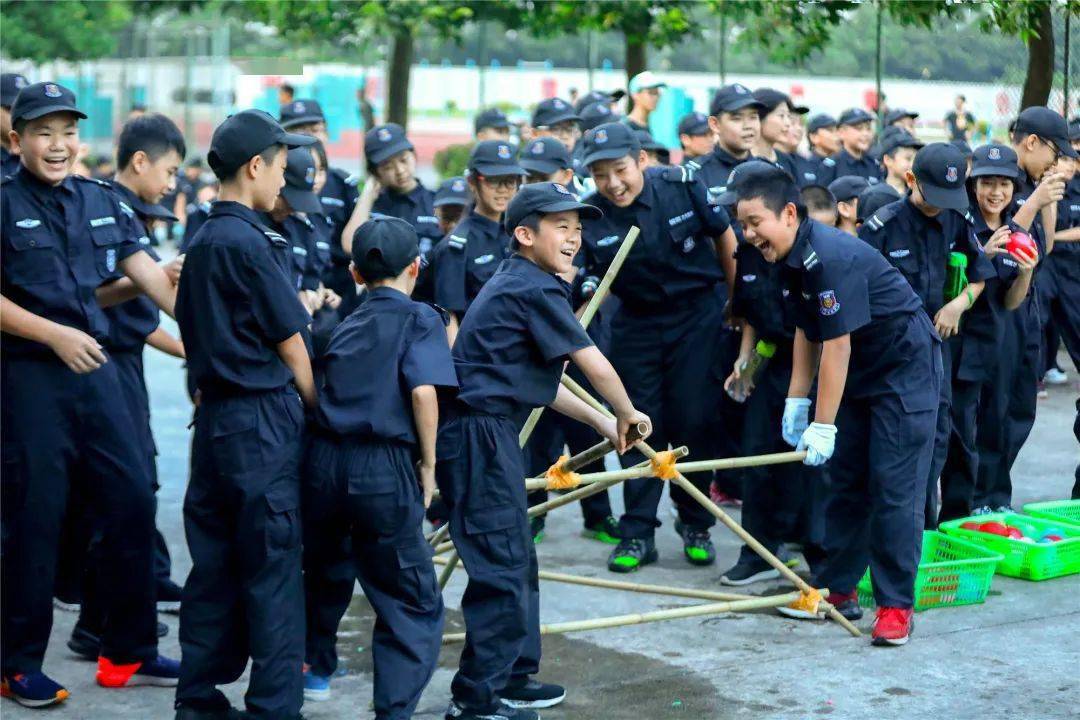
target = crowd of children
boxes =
[1,66,1077,720]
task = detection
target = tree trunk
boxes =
[624,36,647,112]
[1020,1,1053,110]
[387,30,413,129]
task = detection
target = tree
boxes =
[0,0,132,62]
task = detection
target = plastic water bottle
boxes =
[945,251,968,302]
[726,339,777,403]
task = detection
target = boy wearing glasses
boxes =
[530,98,581,153]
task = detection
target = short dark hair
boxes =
[116,113,187,170]
[309,138,328,171]
[800,185,837,214]
[216,143,283,183]
[509,211,543,249]
[281,83,295,95]
[738,168,804,219]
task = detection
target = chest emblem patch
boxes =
[818,290,840,316]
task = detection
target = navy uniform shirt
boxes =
[453,254,593,425]
[319,168,360,270]
[732,242,796,355]
[424,209,511,315]
[315,286,457,443]
[782,219,932,402]
[1,170,144,358]
[685,145,750,206]
[860,198,996,318]
[176,201,311,396]
[1,147,20,178]
[1054,177,1080,256]
[181,200,212,252]
[790,153,824,188]
[580,165,731,311]
[371,181,442,257]
[1011,171,1049,296]
[266,212,323,293]
[817,148,882,186]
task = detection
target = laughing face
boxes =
[12,112,81,185]
[974,176,1014,219]
[516,209,582,275]
[736,196,798,263]
[589,155,645,208]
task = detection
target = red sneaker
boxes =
[96,655,180,687]
[872,607,914,646]
[708,481,742,507]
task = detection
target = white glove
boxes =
[797,422,837,466]
[782,398,812,447]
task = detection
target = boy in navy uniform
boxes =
[818,108,882,186]
[475,108,512,142]
[678,111,716,163]
[304,217,456,716]
[686,83,764,205]
[1,82,181,707]
[859,143,996,527]
[828,176,870,235]
[173,110,316,720]
[580,122,739,571]
[434,176,471,235]
[879,130,923,195]
[438,182,649,720]
[855,183,902,228]
[1,73,29,177]
[530,98,581,153]
[520,136,575,188]
[800,113,839,186]
[733,166,941,645]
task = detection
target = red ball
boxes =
[979,521,1011,537]
[1006,527,1024,539]
[1007,231,1037,258]
[960,521,982,531]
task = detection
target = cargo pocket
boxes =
[6,231,58,285]
[211,408,261,476]
[265,483,301,555]
[463,505,526,571]
[396,540,438,608]
[90,224,124,278]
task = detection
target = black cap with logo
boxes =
[504,182,602,232]
[351,216,420,281]
[434,176,471,208]
[828,175,871,203]
[912,142,969,210]
[581,122,640,167]
[678,111,711,136]
[474,107,511,134]
[807,114,838,134]
[207,109,314,179]
[468,140,526,177]
[520,136,572,176]
[709,83,764,116]
[969,144,1020,180]
[532,97,581,128]
[365,123,414,166]
[1013,106,1079,159]
[1,73,30,108]
[10,81,87,122]
[838,108,875,126]
[281,146,322,214]
[279,99,325,129]
[580,102,617,132]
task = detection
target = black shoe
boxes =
[175,708,250,720]
[158,579,183,613]
[530,516,546,544]
[720,559,781,586]
[501,676,566,709]
[158,620,170,638]
[445,700,539,720]
[582,515,620,544]
[675,521,715,566]
[607,537,658,573]
[68,625,101,660]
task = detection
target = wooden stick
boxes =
[556,450,809,487]
[441,590,814,644]
[559,375,862,638]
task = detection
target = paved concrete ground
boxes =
[6,328,1079,719]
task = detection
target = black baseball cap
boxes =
[838,108,875,126]
[474,107,511,134]
[884,108,919,125]
[468,140,526,177]
[856,183,902,223]
[532,97,581,128]
[969,143,1020,180]
[281,146,322,214]
[635,130,666,154]
[753,88,808,116]
[828,175,871,203]
[504,181,602,232]
[207,109,314,178]
[715,159,785,206]
[520,136,572,175]
[581,122,641,167]
[912,142,969,210]
[579,101,617,131]
[678,111,711,136]
[880,130,924,156]
[709,83,764,116]
[1,73,29,107]
[807,114,838,134]
[9,81,87,122]
[351,216,420,281]
[574,89,625,114]
[434,176,470,207]
[1013,106,1078,159]
[365,123,414,166]
[279,98,325,129]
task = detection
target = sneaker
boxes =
[96,655,180,687]
[157,579,183,614]
[0,671,70,708]
[581,516,620,544]
[530,516,546,544]
[971,505,994,516]
[993,505,1013,514]
[53,596,81,613]
[1044,367,1069,385]
[501,677,566,709]
[677,522,715,566]
[68,625,102,660]
[720,558,780,586]
[708,481,742,507]
[175,707,250,720]
[607,537,658,573]
[778,590,862,621]
[303,665,331,702]
[1037,381,1048,399]
[871,607,914,646]
[445,699,539,720]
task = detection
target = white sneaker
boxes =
[1044,368,1069,385]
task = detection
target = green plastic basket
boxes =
[939,512,1080,581]
[1022,500,1080,527]
[857,531,1002,612]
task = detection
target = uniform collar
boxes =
[784,218,816,270]
[967,204,991,235]
[107,180,178,222]
[466,208,504,236]
[710,144,749,169]
[903,196,943,228]
[506,253,571,294]
[382,179,426,205]
[836,147,865,163]
[17,166,74,199]
[366,285,413,305]
[210,200,266,227]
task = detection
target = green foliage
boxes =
[509,1,703,50]
[0,0,132,62]
[434,141,473,180]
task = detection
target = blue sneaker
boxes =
[97,654,180,687]
[1,671,70,707]
[303,666,331,702]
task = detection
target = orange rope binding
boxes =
[650,450,678,480]
[789,587,822,615]
[545,455,581,490]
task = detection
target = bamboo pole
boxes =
[553,450,809,488]
[559,375,862,638]
[441,590,817,643]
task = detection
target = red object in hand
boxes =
[979,521,1011,537]
[1006,527,1024,539]
[961,521,982,531]
[1007,231,1036,257]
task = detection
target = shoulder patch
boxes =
[661,165,693,183]
[0,175,13,185]
[343,174,360,187]
[73,174,110,187]
[685,159,702,171]
[822,157,836,168]
[864,200,902,232]
[448,234,467,251]
[263,230,288,247]
[118,201,135,217]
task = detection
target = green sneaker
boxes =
[607,538,658,573]
[582,516,621,544]
[679,525,716,566]
[530,516,546,544]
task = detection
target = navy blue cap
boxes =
[1014,106,1078,159]
[828,175,871,202]
[574,89,624,114]
[912,142,969,210]
[634,130,666,154]
[581,122,640,167]
[468,140,526,177]
[278,98,325,129]
[9,81,87,122]
[807,114,837,134]
[838,108,875,126]
[969,143,1019,180]
[753,88,808,115]
[434,176,470,207]
[365,123,414,166]
[474,107,511,133]
[281,146,322,214]
[678,111,711,136]
[710,83,764,116]
[208,109,314,178]
[1,73,29,107]
[504,181,602,232]
[579,101,617,131]
[351,216,420,281]
[520,136,572,175]
[856,183,902,223]
[880,130,924,156]
[884,108,919,125]
[715,159,785,206]
[532,97,581,128]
